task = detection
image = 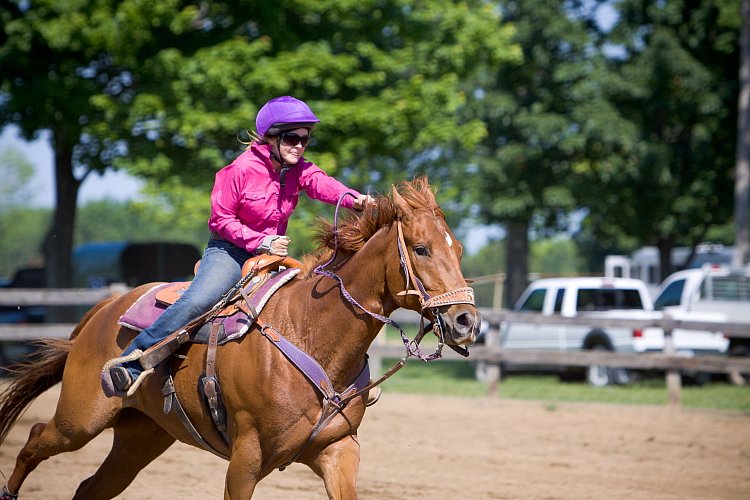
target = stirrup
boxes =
[365,387,382,407]
[109,366,133,391]
[101,350,155,397]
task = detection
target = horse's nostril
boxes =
[456,312,472,329]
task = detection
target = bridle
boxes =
[263,191,475,470]
[313,192,476,366]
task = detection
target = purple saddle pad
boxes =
[117,283,253,344]
[118,268,300,345]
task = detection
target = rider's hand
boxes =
[352,193,375,211]
[270,236,290,256]
[260,235,290,256]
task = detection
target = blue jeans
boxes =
[120,238,252,377]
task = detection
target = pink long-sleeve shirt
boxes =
[208,142,360,253]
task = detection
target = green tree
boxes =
[0,0,518,287]
[0,207,49,279]
[0,147,34,211]
[461,238,506,308]
[0,146,47,278]
[74,198,208,249]
[465,0,632,305]
[530,237,583,275]
[462,238,506,279]
[590,0,740,279]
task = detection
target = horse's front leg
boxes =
[225,433,262,500]
[307,434,361,500]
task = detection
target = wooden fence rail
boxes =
[367,309,750,405]
[2,289,750,406]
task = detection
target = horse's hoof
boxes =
[2,484,19,499]
[365,387,382,407]
[109,366,134,392]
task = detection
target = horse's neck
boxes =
[281,228,397,386]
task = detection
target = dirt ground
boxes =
[0,384,749,499]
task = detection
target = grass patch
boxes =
[378,358,750,412]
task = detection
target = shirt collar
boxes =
[251,142,275,171]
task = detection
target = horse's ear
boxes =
[391,185,411,220]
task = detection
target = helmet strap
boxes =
[279,166,290,187]
[270,140,290,187]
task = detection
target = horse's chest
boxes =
[257,399,365,453]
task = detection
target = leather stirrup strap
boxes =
[206,322,220,379]
[162,372,229,460]
[139,328,192,370]
[202,322,231,446]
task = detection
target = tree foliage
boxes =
[464,0,634,305]
[0,147,34,210]
[0,207,49,279]
[1,0,742,292]
[584,0,741,278]
[0,0,519,286]
[0,147,45,278]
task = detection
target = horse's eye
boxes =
[414,245,430,257]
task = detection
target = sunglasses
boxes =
[280,131,310,148]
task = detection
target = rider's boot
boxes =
[101,349,154,397]
[109,363,141,392]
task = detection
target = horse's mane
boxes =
[300,176,442,277]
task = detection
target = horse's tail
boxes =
[0,296,116,446]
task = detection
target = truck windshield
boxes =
[654,280,685,310]
[576,288,644,311]
[518,289,546,312]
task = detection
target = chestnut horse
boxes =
[0,177,479,499]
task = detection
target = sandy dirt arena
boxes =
[1,384,749,499]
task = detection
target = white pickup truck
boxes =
[476,276,727,386]
[651,264,746,357]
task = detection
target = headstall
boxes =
[313,192,475,364]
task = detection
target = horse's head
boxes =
[386,178,480,347]
[308,177,480,348]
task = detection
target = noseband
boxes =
[314,192,475,364]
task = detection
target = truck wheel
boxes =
[585,344,632,387]
[681,371,711,386]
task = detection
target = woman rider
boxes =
[104,96,373,396]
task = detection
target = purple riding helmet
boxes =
[256,96,320,137]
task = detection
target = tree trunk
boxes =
[504,219,529,308]
[657,235,675,282]
[42,132,80,289]
[734,0,750,268]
